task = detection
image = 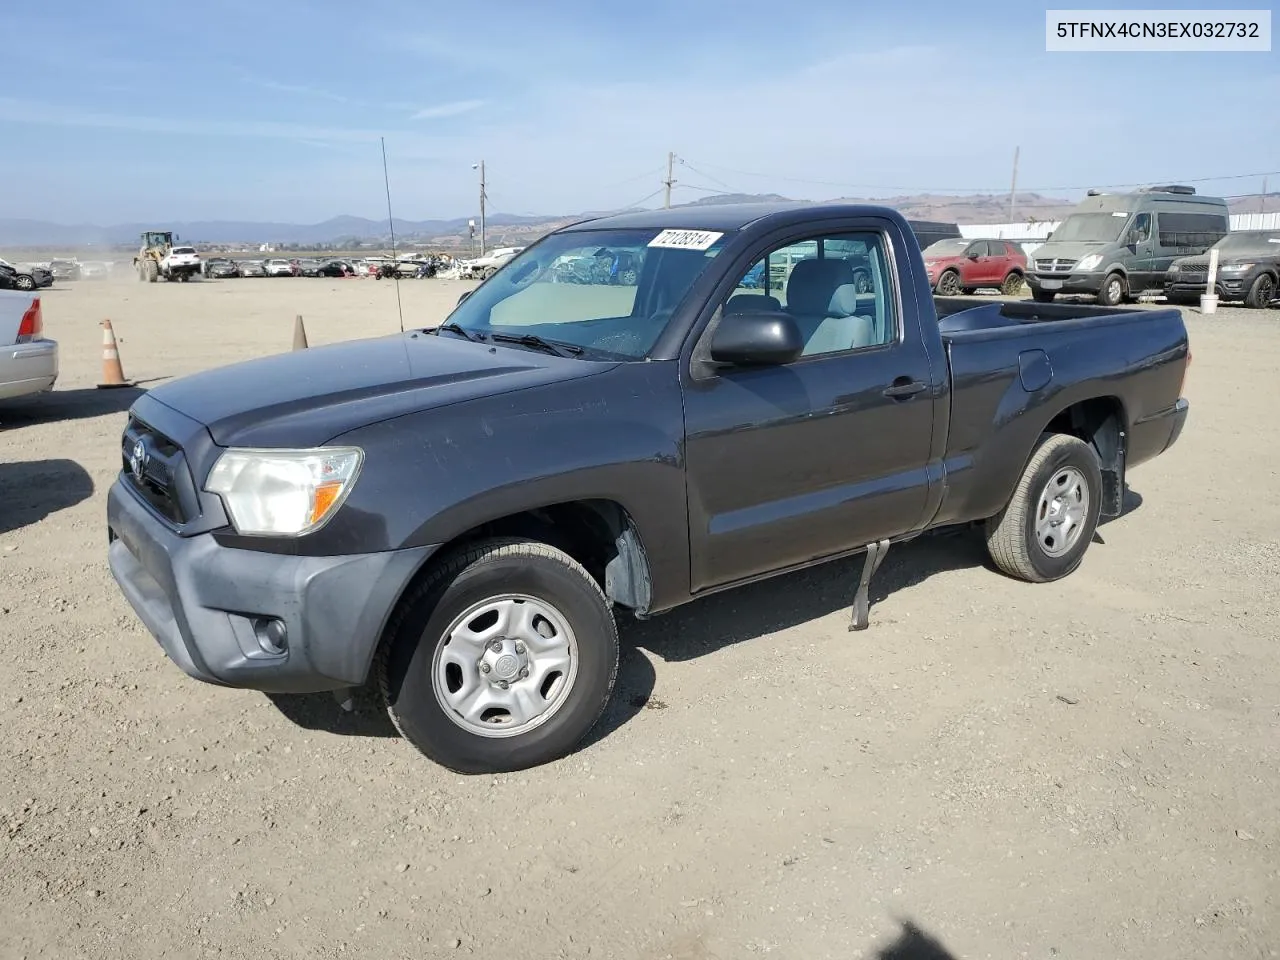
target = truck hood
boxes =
[1028,241,1111,264]
[146,331,617,448]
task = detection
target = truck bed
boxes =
[928,295,1189,531]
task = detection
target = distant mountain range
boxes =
[2,190,1274,249]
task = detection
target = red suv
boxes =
[923,238,1028,297]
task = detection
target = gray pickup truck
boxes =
[107,202,1190,773]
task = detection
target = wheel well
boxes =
[408,500,652,614]
[1043,396,1127,516]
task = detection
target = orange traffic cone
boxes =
[292,314,308,350]
[97,319,132,389]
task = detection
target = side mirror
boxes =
[709,310,804,366]
[966,249,981,259]
[456,289,473,305]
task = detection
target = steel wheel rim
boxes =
[1035,465,1090,558]
[431,594,579,739]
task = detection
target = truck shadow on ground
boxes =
[0,385,150,429]
[620,527,990,667]
[0,458,95,535]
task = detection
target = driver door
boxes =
[681,224,941,592]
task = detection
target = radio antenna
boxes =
[381,136,405,333]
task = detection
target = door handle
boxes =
[883,378,927,400]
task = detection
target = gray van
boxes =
[1026,185,1229,306]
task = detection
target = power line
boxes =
[679,157,1280,196]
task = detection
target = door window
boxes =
[967,241,989,257]
[717,231,898,358]
[1131,213,1152,244]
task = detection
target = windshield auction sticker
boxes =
[648,229,724,251]
[1046,9,1271,51]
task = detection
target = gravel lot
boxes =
[2,275,1277,960]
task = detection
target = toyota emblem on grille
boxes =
[129,439,148,480]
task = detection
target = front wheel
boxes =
[1032,289,1056,303]
[935,269,962,297]
[1097,272,1127,307]
[985,433,1103,583]
[377,539,620,774]
[14,275,34,291]
[1244,272,1277,309]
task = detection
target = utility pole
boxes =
[1008,145,1020,223]
[1262,176,1269,217]
[477,160,487,256]
[664,151,675,209]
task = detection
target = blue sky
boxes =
[0,0,1275,224]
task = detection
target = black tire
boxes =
[985,433,1103,583]
[935,269,962,296]
[1165,292,1198,306]
[1097,272,1127,307]
[961,287,977,295]
[1000,272,1025,296]
[1032,289,1056,303]
[377,538,620,774]
[1244,272,1277,309]
[14,275,34,291]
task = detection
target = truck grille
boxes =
[1035,258,1075,273]
[121,416,189,524]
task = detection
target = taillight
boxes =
[16,298,42,343]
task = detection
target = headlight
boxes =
[1218,262,1254,274]
[205,447,363,536]
[1167,263,1180,274]
[1075,254,1103,272]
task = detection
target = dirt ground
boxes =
[1,274,1277,960]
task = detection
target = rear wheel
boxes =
[377,539,620,774]
[1097,272,1127,307]
[985,433,1103,583]
[144,261,159,283]
[1244,272,1276,309]
[935,269,962,297]
[1000,272,1025,296]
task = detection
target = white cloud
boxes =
[0,97,390,145]
[411,99,486,121]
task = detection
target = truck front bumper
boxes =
[1027,271,1106,296]
[106,479,438,693]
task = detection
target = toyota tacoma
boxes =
[106,203,1191,774]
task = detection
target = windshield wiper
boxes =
[488,332,584,358]
[434,322,483,342]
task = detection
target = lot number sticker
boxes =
[648,229,724,251]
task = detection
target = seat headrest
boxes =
[726,293,782,314]
[828,283,873,318]
[786,258,855,315]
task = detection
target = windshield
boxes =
[441,226,732,360]
[1050,212,1129,243]
[922,239,970,258]
[1213,231,1280,255]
